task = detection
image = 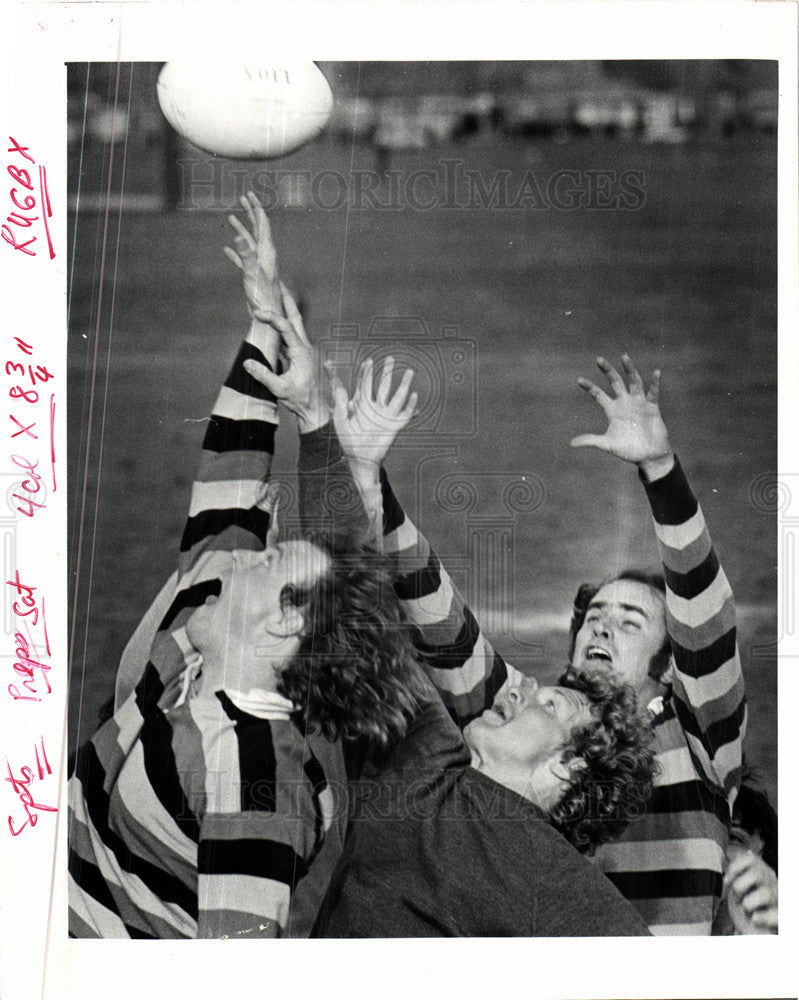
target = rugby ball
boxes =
[156,62,334,159]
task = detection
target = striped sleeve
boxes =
[178,321,281,577]
[378,467,515,728]
[643,457,745,800]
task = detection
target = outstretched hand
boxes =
[224,190,282,316]
[242,284,327,433]
[571,354,674,481]
[328,356,418,479]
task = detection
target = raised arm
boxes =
[116,193,284,704]
[572,354,745,800]
[328,359,520,729]
[241,286,371,545]
[178,193,283,577]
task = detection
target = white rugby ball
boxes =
[156,62,334,159]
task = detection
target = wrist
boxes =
[248,278,282,317]
[348,456,381,488]
[296,397,330,435]
[639,449,675,483]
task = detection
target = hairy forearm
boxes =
[347,459,384,550]
[297,422,371,543]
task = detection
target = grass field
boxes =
[67,131,778,801]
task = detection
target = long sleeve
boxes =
[643,457,746,802]
[114,319,280,705]
[378,467,516,728]
[178,319,280,576]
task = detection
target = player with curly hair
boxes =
[336,351,744,935]
[244,322,654,936]
[309,658,654,936]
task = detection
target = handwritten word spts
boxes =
[2,137,55,260]
[6,737,56,836]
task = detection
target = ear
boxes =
[550,753,585,785]
[532,753,584,814]
[265,604,305,639]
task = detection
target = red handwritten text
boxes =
[6,737,56,836]
[6,572,52,702]
[2,138,55,260]
[5,336,55,517]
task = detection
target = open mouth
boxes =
[585,646,613,664]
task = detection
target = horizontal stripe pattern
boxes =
[379,473,513,731]
[213,385,278,425]
[71,334,345,940]
[596,835,724,874]
[379,456,743,935]
[188,479,269,517]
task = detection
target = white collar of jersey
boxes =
[646,694,665,718]
[224,688,294,720]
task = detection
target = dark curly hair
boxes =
[568,569,672,684]
[549,666,658,855]
[277,534,431,749]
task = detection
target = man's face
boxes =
[571,578,667,694]
[464,676,592,801]
[187,539,330,683]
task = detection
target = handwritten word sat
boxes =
[7,572,52,702]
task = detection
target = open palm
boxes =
[330,356,418,469]
[571,355,671,465]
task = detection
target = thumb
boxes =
[570,433,610,452]
[243,359,283,396]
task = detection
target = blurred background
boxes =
[67,60,777,803]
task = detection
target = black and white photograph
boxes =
[1,4,797,999]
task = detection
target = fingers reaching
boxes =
[583,354,659,399]
[227,213,255,251]
[576,376,612,412]
[356,358,373,409]
[646,368,662,404]
[392,367,415,412]
[376,356,395,406]
[251,309,305,352]
[223,246,243,270]
[595,356,627,396]
[240,193,258,234]
[620,353,646,394]
[242,358,281,396]
[280,282,309,343]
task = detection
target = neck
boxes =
[470,754,555,813]
[196,636,298,698]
